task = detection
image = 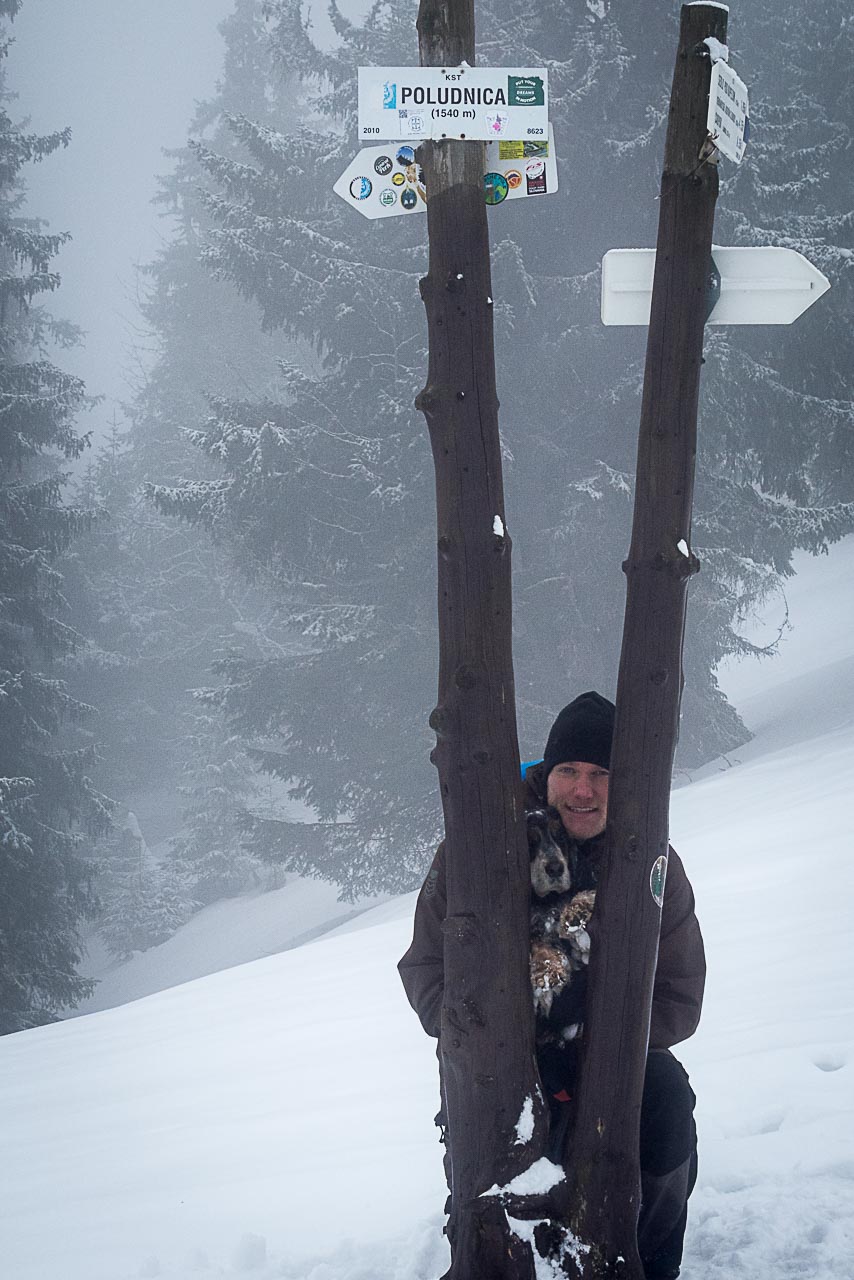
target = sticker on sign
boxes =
[707,60,749,163]
[333,127,559,220]
[358,63,548,141]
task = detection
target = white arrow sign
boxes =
[334,129,558,220]
[601,247,830,325]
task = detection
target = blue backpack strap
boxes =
[521,758,543,779]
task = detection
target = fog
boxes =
[9,0,232,445]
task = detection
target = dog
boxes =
[527,807,595,1038]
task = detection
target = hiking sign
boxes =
[358,63,549,141]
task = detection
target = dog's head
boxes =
[528,807,575,899]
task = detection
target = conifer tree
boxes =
[0,10,109,1031]
[169,703,261,905]
[95,811,190,960]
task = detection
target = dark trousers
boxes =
[545,1050,697,1280]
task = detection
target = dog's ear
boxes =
[546,809,564,841]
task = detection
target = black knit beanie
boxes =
[543,691,616,777]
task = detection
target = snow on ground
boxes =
[1,539,853,1279]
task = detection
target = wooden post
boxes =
[557,6,726,1276]
[414,1,548,1276]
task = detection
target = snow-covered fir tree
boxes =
[169,703,262,906]
[94,811,190,961]
[0,5,110,1031]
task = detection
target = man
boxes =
[398,691,705,1280]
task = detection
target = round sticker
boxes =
[391,171,406,187]
[525,159,546,178]
[650,854,668,908]
[374,155,393,176]
[379,188,397,207]
[484,172,509,205]
[349,176,372,201]
[396,145,416,166]
[400,187,418,210]
[505,168,523,190]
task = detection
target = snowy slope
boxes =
[1,540,853,1280]
[72,876,388,1017]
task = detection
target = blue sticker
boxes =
[349,176,372,201]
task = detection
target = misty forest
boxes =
[3,0,850,1027]
[2,0,853,1275]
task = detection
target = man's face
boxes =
[546,761,609,842]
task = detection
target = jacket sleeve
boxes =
[397,842,447,1038]
[649,846,706,1050]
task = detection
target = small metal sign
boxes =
[707,61,749,164]
[601,246,830,326]
[485,130,558,202]
[334,127,558,220]
[358,63,548,142]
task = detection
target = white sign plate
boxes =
[358,64,548,141]
[334,127,558,220]
[707,61,749,164]
[601,247,830,326]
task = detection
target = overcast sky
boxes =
[9,0,234,449]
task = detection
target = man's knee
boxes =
[640,1051,697,1177]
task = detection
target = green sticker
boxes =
[484,172,509,205]
[508,75,545,107]
[650,854,667,908]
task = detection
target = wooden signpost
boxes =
[337,1,829,1275]
[413,2,548,1277]
[559,6,729,1276]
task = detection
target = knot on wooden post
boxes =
[445,270,466,294]
[415,384,440,415]
[621,547,701,579]
[454,663,478,690]
[429,704,451,736]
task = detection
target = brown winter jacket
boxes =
[398,761,706,1050]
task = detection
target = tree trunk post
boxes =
[414,1,548,1276]
[557,6,726,1276]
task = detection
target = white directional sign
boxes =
[358,63,548,141]
[601,247,830,326]
[334,128,558,220]
[707,61,749,164]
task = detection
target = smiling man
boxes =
[399,690,706,1280]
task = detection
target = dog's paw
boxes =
[530,941,571,1006]
[557,890,596,936]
